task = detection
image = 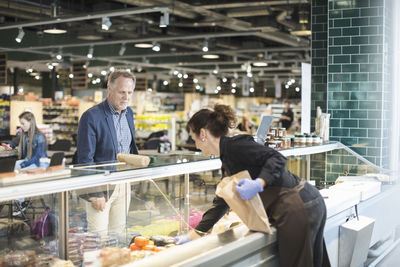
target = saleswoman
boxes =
[176,104,330,267]
[3,111,47,171]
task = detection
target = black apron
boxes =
[259,180,330,267]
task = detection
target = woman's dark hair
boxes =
[187,104,237,138]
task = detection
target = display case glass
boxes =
[0,142,396,266]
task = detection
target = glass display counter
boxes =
[0,143,398,266]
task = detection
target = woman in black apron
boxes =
[176,104,330,267]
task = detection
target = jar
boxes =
[305,134,313,146]
[268,140,282,150]
[270,127,278,137]
[294,134,306,147]
[275,138,285,148]
[312,135,322,145]
[278,128,286,138]
[285,137,291,148]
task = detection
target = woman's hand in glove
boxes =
[175,235,191,245]
[175,230,202,245]
[235,178,264,200]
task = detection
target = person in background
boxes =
[237,115,253,134]
[77,70,138,236]
[1,111,47,171]
[280,101,294,130]
[176,104,330,267]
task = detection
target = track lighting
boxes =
[202,40,208,52]
[119,43,126,56]
[102,16,112,31]
[87,46,94,59]
[15,28,25,43]
[56,48,62,60]
[152,41,160,52]
[159,11,169,28]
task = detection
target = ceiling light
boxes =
[253,62,268,67]
[249,87,255,93]
[217,86,221,91]
[177,73,183,78]
[109,66,115,72]
[193,78,198,83]
[291,79,295,83]
[43,28,67,34]
[295,87,300,92]
[183,74,188,79]
[173,70,179,76]
[247,72,253,78]
[134,43,153,48]
[26,68,33,73]
[163,80,169,86]
[202,40,209,52]
[232,83,237,88]
[87,46,94,59]
[56,75,60,78]
[102,16,112,31]
[231,89,236,94]
[15,28,25,43]
[101,70,107,76]
[213,65,219,74]
[178,82,183,87]
[69,73,74,78]
[152,41,160,52]
[196,85,200,90]
[88,73,93,78]
[291,30,311,36]
[159,11,169,28]
[215,89,219,94]
[202,54,219,59]
[285,84,289,89]
[47,64,54,70]
[56,48,62,60]
[35,75,40,80]
[222,77,227,83]
[119,43,126,56]
[148,88,153,92]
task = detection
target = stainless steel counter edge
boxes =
[0,142,344,201]
[0,158,221,201]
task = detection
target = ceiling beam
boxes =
[0,6,168,30]
[0,31,259,51]
[200,1,309,9]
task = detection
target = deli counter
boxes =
[0,142,398,266]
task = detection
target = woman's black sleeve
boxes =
[195,195,229,234]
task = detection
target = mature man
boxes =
[77,70,138,236]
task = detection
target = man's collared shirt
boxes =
[107,100,132,154]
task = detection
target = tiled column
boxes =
[312,0,391,167]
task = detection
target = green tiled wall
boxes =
[324,0,391,167]
[311,0,328,131]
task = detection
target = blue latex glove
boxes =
[175,235,191,245]
[235,179,264,200]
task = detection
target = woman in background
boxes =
[5,111,47,171]
[176,104,329,267]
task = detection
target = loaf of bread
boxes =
[116,154,151,167]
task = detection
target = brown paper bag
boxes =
[216,170,271,234]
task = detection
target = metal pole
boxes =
[184,173,190,232]
[58,191,69,260]
[306,154,311,181]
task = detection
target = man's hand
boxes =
[90,197,106,211]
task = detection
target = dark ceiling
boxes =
[0,0,311,89]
